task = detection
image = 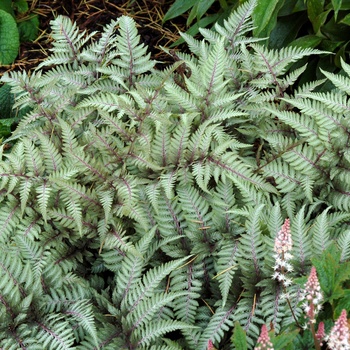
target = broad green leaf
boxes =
[197,0,216,19]
[231,321,248,350]
[312,9,331,34]
[0,10,19,64]
[278,0,302,16]
[0,118,15,137]
[293,0,307,12]
[0,83,14,119]
[332,0,342,21]
[288,35,323,49]
[334,42,347,67]
[311,243,350,303]
[13,0,28,14]
[272,330,300,349]
[340,0,350,8]
[187,0,215,26]
[171,14,219,46]
[306,0,325,23]
[18,14,39,41]
[0,0,14,16]
[340,13,350,25]
[163,0,198,23]
[253,0,285,38]
[334,289,350,317]
[269,13,308,48]
[320,39,344,51]
[187,3,200,26]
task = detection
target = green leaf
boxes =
[197,0,216,18]
[0,0,14,16]
[231,321,248,350]
[312,9,331,34]
[269,12,307,48]
[0,9,20,64]
[17,14,39,41]
[0,83,15,119]
[320,39,344,51]
[186,0,215,26]
[311,243,350,303]
[253,0,285,38]
[0,118,14,137]
[288,35,323,49]
[171,14,219,46]
[272,329,300,349]
[13,0,29,14]
[293,0,307,12]
[332,0,342,21]
[306,0,325,25]
[340,13,350,25]
[334,289,350,317]
[163,0,198,23]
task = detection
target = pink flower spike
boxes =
[301,266,323,324]
[316,321,325,346]
[327,310,350,350]
[207,339,216,350]
[272,218,293,288]
[316,321,325,341]
[254,324,274,350]
[274,218,292,254]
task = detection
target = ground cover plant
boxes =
[0,0,350,349]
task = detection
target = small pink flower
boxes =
[316,321,325,345]
[272,219,293,288]
[274,218,292,255]
[327,309,350,350]
[301,266,323,324]
[254,324,274,350]
[316,321,325,340]
[207,339,216,350]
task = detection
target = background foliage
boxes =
[0,0,39,65]
[164,0,350,79]
[0,0,39,139]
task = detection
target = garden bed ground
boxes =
[0,0,190,76]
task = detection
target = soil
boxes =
[0,0,190,76]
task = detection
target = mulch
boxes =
[0,0,190,76]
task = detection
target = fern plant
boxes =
[1,1,350,349]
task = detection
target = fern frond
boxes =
[0,198,21,243]
[34,314,75,349]
[233,299,263,348]
[38,15,94,68]
[197,306,235,350]
[65,299,98,346]
[114,16,154,85]
[124,256,189,312]
[212,0,256,46]
[36,181,52,223]
[133,320,196,348]
[237,205,266,286]
[338,230,350,262]
[170,262,203,325]
[310,208,331,255]
[291,207,312,274]
[80,18,119,67]
[214,241,239,307]
[320,67,350,94]
[125,291,188,330]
